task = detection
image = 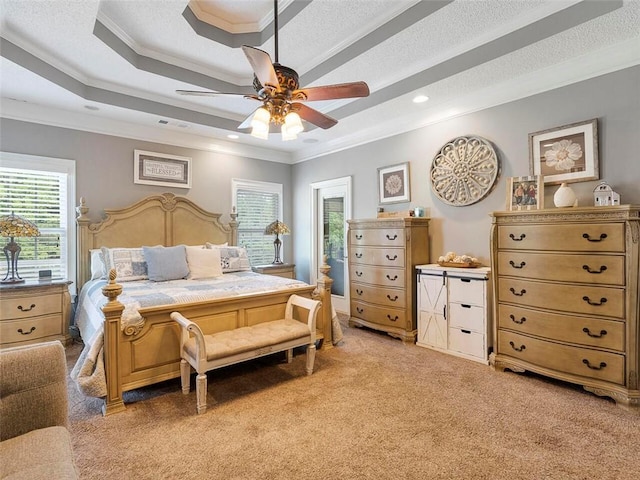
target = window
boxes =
[232,179,283,266]
[0,153,76,290]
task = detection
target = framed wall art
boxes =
[506,175,543,211]
[134,150,192,189]
[378,162,410,204]
[528,118,598,185]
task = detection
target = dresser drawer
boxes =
[350,265,405,288]
[498,304,624,351]
[350,247,405,267]
[350,228,405,247]
[351,283,406,308]
[449,327,486,359]
[0,294,61,320]
[0,314,63,344]
[498,278,624,318]
[351,301,407,328]
[497,251,624,286]
[448,302,485,332]
[497,223,625,252]
[498,330,625,385]
[448,277,486,305]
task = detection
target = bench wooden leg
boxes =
[180,359,190,395]
[306,344,316,375]
[196,373,207,414]
[286,348,293,363]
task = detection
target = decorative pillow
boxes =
[143,245,189,282]
[90,249,106,280]
[208,245,251,273]
[185,246,223,279]
[205,242,228,248]
[101,247,148,282]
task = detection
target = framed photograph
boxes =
[134,150,192,189]
[528,118,598,185]
[507,175,543,211]
[378,162,410,204]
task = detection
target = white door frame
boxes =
[310,176,352,314]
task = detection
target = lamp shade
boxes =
[264,220,290,235]
[0,212,40,238]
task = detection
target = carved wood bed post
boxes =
[101,269,126,415]
[315,255,334,349]
[229,207,238,246]
[76,197,91,289]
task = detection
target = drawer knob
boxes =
[582,296,607,306]
[17,326,36,335]
[509,287,526,296]
[386,315,398,322]
[582,233,607,242]
[509,260,526,269]
[582,327,607,338]
[386,274,398,281]
[386,254,398,261]
[509,314,526,324]
[355,271,363,277]
[17,304,36,312]
[387,294,398,302]
[582,265,607,274]
[356,307,364,314]
[509,341,526,352]
[356,289,363,295]
[582,359,607,370]
[355,234,363,240]
[355,253,363,258]
[509,233,526,241]
[386,234,398,240]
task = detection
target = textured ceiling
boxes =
[1,0,639,163]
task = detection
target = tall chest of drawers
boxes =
[347,217,430,342]
[490,206,640,412]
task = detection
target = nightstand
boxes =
[252,264,296,279]
[0,279,72,348]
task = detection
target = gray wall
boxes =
[292,66,640,282]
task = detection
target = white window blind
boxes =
[0,153,75,287]
[232,179,283,266]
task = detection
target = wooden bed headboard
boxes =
[76,193,238,289]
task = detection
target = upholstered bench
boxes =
[171,294,320,414]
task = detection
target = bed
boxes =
[72,193,335,415]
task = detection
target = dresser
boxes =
[252,263,295,279]
[347,217,430,342]
[416,264,492,363]
[0,279,72,348]
[490,206,639,411]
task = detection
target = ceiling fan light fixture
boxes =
[284,111,303,135]
[281,124,297,141]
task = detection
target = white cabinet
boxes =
[416,264,492,364]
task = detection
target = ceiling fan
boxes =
[176,0,370,140]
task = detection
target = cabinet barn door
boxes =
[417,275,447,349]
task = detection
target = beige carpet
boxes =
[65,319,640,480]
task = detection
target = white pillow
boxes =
[89,249,106,280]
[186,246,223,279]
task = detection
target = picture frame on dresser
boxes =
[378,162,410,205]
[528,118,599,185]
[134,150,192,189]
[506,175,543,211]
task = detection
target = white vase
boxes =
[554,183,577,207]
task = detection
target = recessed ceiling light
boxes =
[413,95,429,104]
[227,134,239,139]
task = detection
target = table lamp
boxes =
[0,212,40,283]
[264,220,290,265]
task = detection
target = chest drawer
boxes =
[0,294,61,320]
[448,277,486,305]
[498,330,624,385]
[497,252,624,286]
[448,303,485,332]
[498,278,624,318]
[350,247,405,267]
[0,314,63,344]
[350,228,405,247]
[351,283,406,308]
[497,223,624,252]
[449,327,486,359]
[351,300,407,328]
[350,264,405,288]
[498,304,624,351]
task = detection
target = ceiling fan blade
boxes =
[293,103,338,129]
[241,45,279,91]
[176,89,248,97]
[237,107,262,130]
[293,81,370,102]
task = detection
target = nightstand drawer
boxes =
[448,327,485,359]
[448,302,485,332]
[0,294,61,320]
[448,277,486,305]
[0,314,63,344]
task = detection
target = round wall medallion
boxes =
[430,136,500,206]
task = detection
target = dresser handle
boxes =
[583,265,607,274]
[460,304,471,309]
[582,296,607,306]
[582,327,607,338]
[386,254,398,261]
[582,233,607,242]
[17,326,36,335]
[582,359,607,370]
[356,289,363,295]
[509,314,526,324]
[509,341,526,352]
[355,253,363,258]
[386,234,398,240]
[17,304,36,312]
[509,287,526,296]
[509,261,526,269]
[355,234,363,240]
[356,307,364,314]
[355,271,363,277]
[386,315,398,322]
[386,274,398,281]
[509,233,525,241]
[387,295,398,302]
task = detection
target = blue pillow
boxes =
[143,245,189,282]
